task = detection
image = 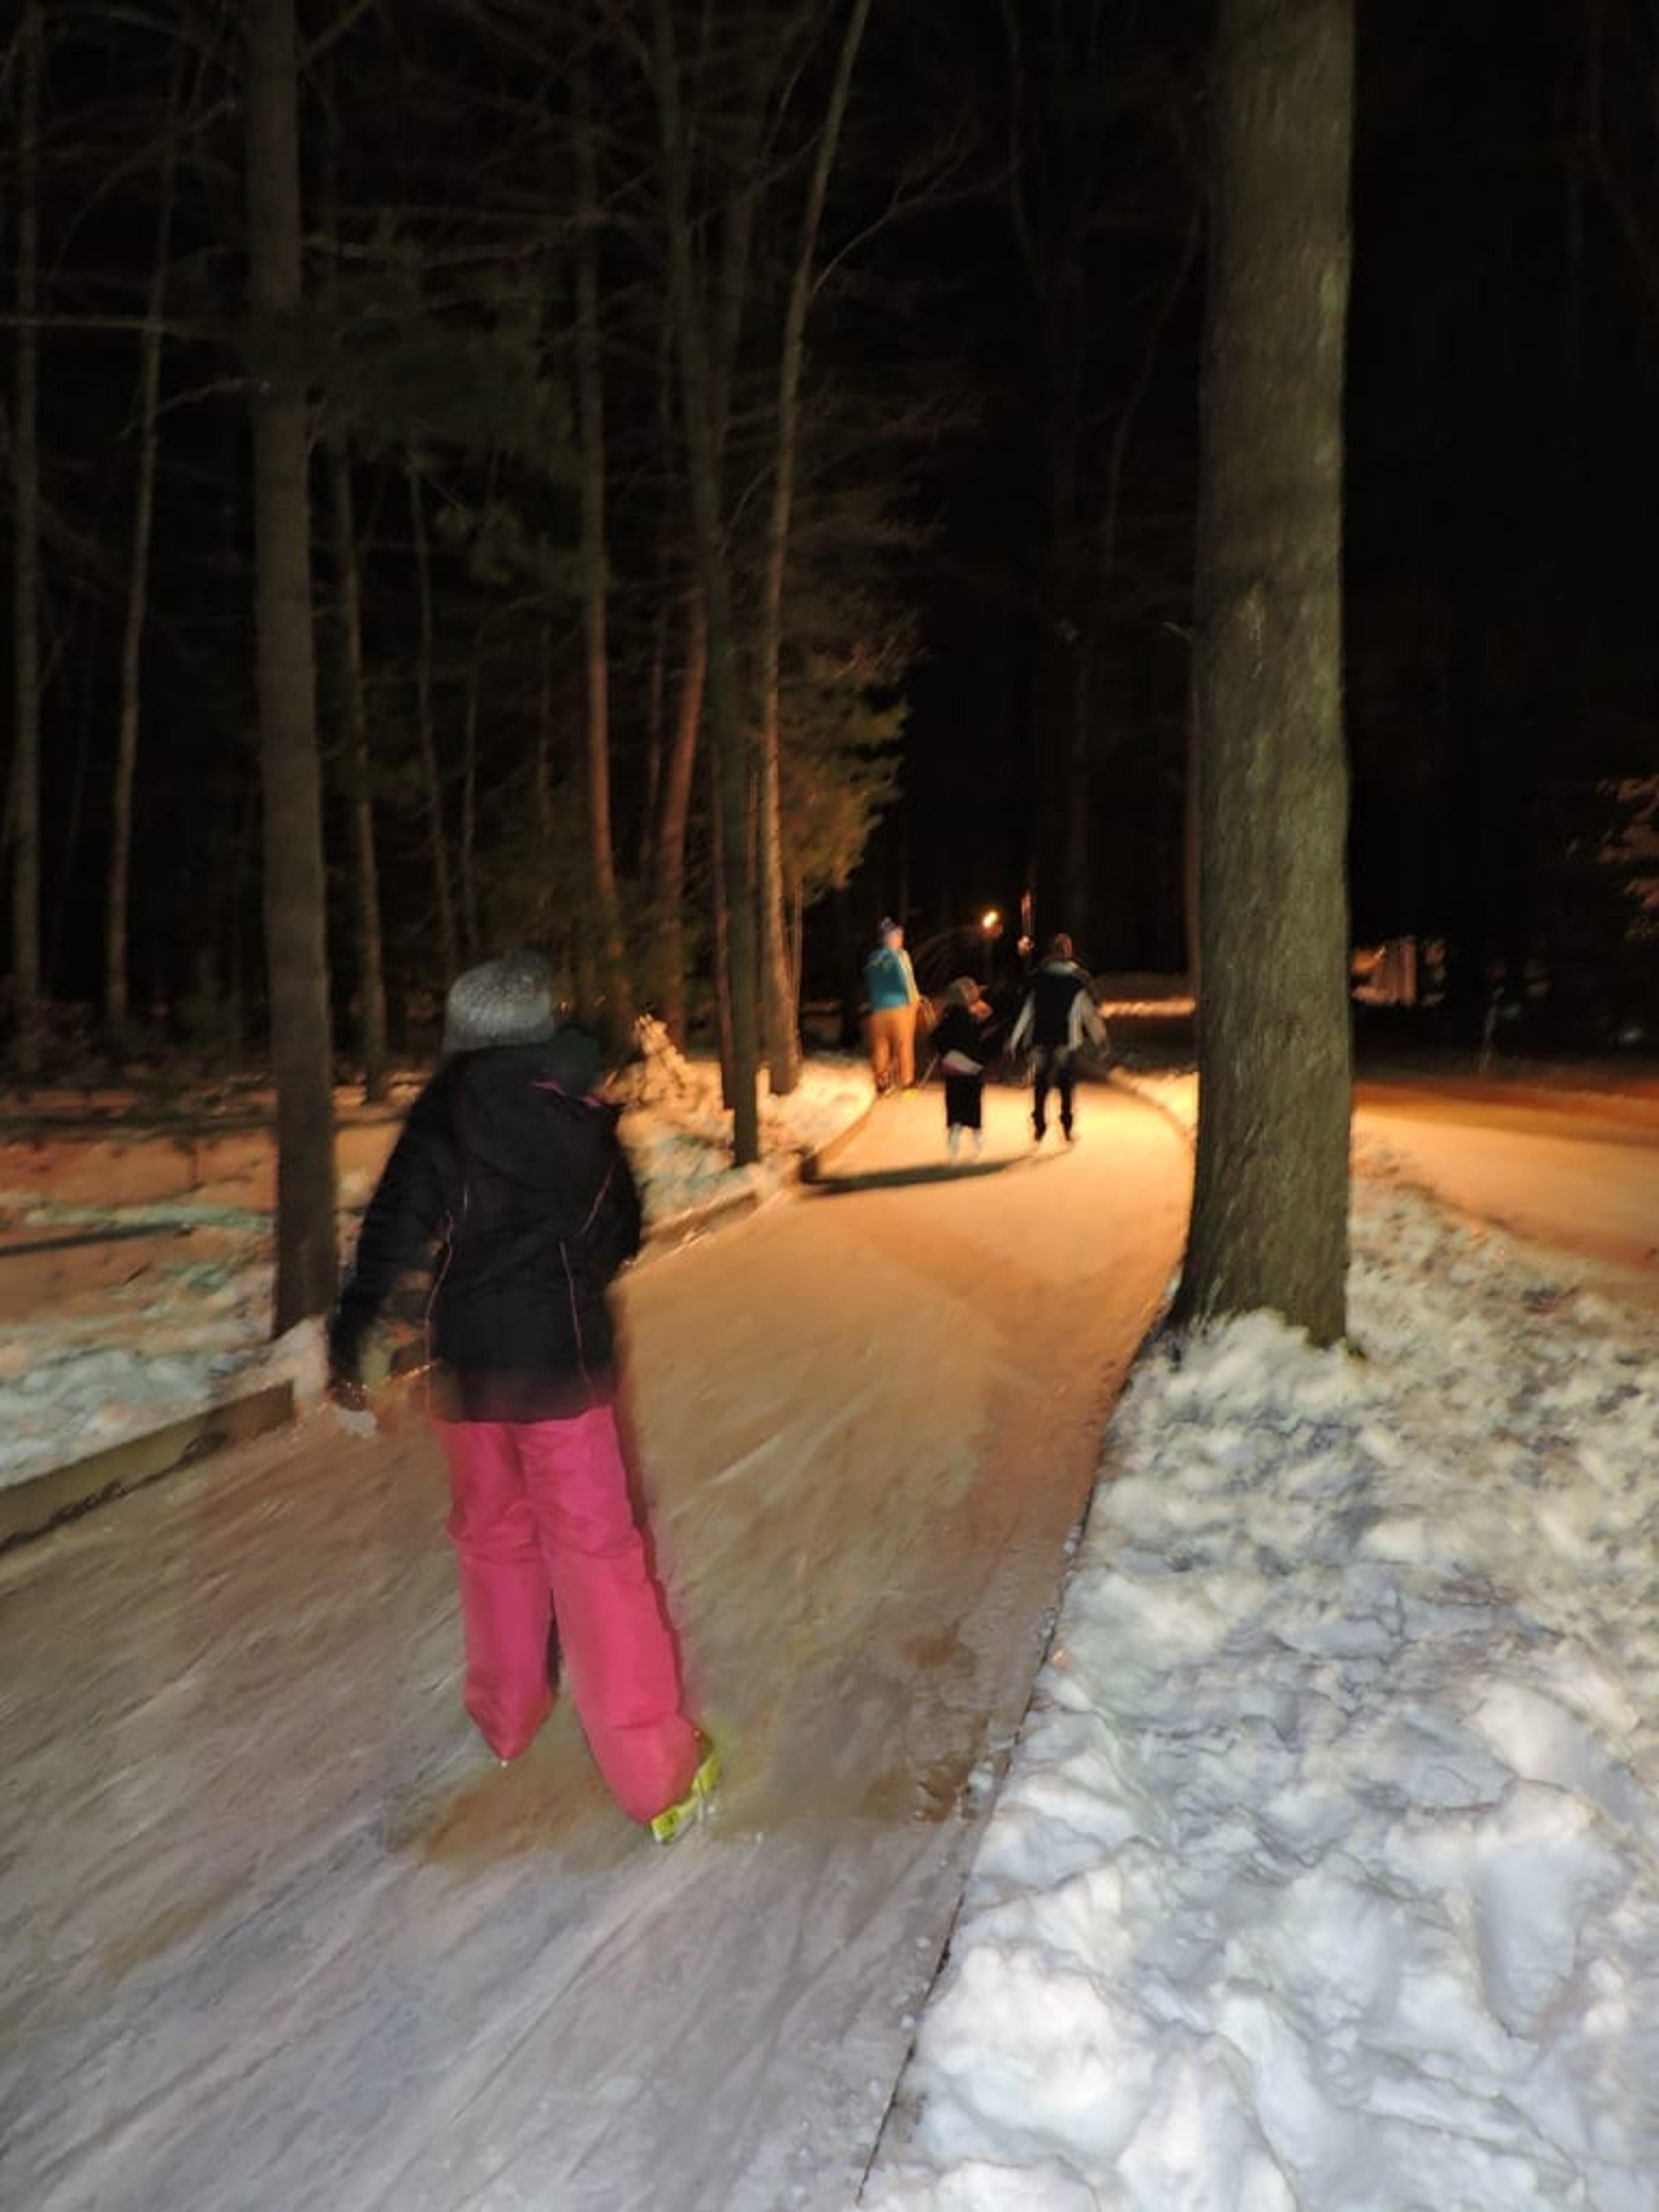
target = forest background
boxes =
[5,0,1659,1336]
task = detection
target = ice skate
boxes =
[649,1737,720,1845]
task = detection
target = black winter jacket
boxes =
[328,1034,642,1420]
[931,1001,988,1071]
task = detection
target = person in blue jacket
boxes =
[862,917,921,1093]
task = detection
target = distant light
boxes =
[980,909,1001,932]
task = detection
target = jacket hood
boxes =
[450,1035,614,1194]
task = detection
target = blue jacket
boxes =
[863,944,918,1011]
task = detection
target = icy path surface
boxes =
[1354,1080,1659,1309]
[0,1079,1188,2212]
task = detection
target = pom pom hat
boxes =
[443,950,560,1053]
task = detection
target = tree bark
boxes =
[321,108,388,1103]
[653,587,706,1046]
[8,0,43,1074]
[325,435,389,1101]
[460,659,480,961]
[106,54,182,1052]
[407,464,459,982]
[1173,0,1354,1344]
[536,608,556,859]
[651,0,760,1163]
[756,0,874,1096]
[572,54,633,1050]
[245,0,339,1332]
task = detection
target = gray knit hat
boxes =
[442,950,559,1053]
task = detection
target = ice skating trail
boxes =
[0,1077,1189,2212]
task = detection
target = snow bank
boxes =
[862,1165,1659,2210]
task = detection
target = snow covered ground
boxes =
[860,1085,1659,2211]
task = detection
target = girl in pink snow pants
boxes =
[327,950,706,1832]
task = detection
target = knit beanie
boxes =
[442,949,559,1053]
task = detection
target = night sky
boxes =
[5,1,1658,1053]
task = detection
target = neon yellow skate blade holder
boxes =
[650,1740,720,1845]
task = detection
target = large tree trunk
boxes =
[1173,0,1354,1344]
[8,0,43,1075]
[106,55,181,1052]
[756,0,874,1096]
[572,55,633,1050]
[651,0,760,1164]
[245,0,338,1332]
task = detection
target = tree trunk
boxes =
[321,108,388,1103]
[756,0,874,1096]
[325,435,389,1101]
[1033,373,1084,951]
[536,608,556,862]
[1173,0,1354,1344]
[572,54,633,1051]
[460,659,480,961]
[653,587,706,1046]
[106,55,181,1053]
[641,597,669,875]
[408,465,459,981]
[8,0,43,1075]
[245,0,338,1332]
[706,734,736,1102]
[652,0,760,1163]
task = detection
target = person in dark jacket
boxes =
[328,950,713,1841]
[932,976,992,1161]
[1007,933,1109,1144]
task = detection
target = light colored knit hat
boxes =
[442,950,559,1053]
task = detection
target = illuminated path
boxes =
[0,1075,1189,2212]
[1354,1074,1659,1310]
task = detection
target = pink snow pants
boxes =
[433,1406,700,1824]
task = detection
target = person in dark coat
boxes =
[1007,932,1109,1144]
[932,976,993,1161]
[327,949,713,1840]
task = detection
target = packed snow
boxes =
[860,1110,1659,2211]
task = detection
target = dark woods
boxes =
[0,0,940,1107]
[3,3,1658,1124]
